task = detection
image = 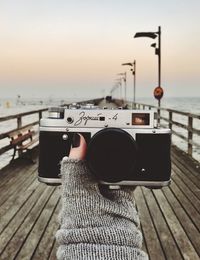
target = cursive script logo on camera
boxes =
[74,111,104,126]
[74,111,118,126]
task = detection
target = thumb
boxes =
[69,133,87,160]
[61,134,99,194]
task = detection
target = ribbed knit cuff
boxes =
[57,225,142,246]
[57,243,148,260]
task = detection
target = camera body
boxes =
[38,106,171,188]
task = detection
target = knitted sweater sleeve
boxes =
[56,158,148,260]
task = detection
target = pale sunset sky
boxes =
[0,0,200,99]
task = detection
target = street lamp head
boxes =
[134,32,157,39]
[122,62,133,66]
[117,72,126,76]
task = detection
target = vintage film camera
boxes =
[38,105,171,188]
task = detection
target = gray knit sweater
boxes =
[56,158,148,260]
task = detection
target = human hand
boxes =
[61,132,138,221]
[69,133,87,160]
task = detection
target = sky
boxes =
[0,0,200,100]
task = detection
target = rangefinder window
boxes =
[132,113,150,126]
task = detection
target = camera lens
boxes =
[86,128,137,183]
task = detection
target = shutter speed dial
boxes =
[48,107,65,119]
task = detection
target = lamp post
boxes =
[117,72,127,101]
[115,78,123,100]
[122,60,136,108]
[134,26,163,124]
[110,84,118,97]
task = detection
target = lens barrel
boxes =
[86,128,137,183]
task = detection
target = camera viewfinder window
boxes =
[132,113,150,126]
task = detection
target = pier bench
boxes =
[8,125,39,162]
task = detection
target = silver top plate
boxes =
[40,109,155,129]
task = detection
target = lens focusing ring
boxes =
[86,128,137,183]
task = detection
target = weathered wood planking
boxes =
[0,146,199,260]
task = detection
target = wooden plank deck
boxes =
[0,146,199,260]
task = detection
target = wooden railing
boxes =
[0,98,104,160]
[0,108,48,156]
[133,102,200,158]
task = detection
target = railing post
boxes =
[157,100,161,126]
[188,116,193,156]
[17,116,22,129]
[169,111,173,129]
[39,111,42,120]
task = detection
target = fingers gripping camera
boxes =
[38,107,171,188]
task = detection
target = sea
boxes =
[0,96,199,169]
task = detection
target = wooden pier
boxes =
[0,99,200,259]
[0,145,199,259]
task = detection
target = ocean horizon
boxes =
[0,96,200,115]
